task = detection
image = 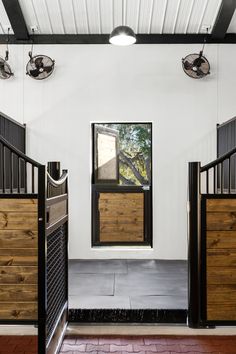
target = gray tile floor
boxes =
[69,259,188,310]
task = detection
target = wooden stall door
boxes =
[204,196,236,323]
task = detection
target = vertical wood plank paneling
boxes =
[0,198,38,321]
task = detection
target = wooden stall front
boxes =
[0,197,38,321]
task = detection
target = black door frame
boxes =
[91,122,153,247]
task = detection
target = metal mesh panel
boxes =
[46,224,67,343]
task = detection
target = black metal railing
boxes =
[200,146,236,194]
[0,111,26,153]
[0,134,42,194]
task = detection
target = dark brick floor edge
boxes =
[69,308,187,323]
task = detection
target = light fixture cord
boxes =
[200,27,208,56]
[29,29,34,59]
[5,28,10,61]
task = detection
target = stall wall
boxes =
[1,44,236,259]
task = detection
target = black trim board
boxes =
[212,0,236,39]
[2,33,236,44]
[2,0,29,40]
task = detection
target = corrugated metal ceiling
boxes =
[0,0,228,36]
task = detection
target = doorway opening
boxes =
[68,122,187,323]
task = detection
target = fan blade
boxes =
[183,60,193,70]
[29,68,41,78]
[193,57,205,67]
[42,65,53,73]
[0,62,13,78]
[196,68,205,77]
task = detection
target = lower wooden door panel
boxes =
[92,186,152,246]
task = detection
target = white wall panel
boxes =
[3,44,235,260]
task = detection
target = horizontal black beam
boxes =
[1,33,236,44]
[212,0,236,39]
[2,0,29,40]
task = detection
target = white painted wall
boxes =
[1,43,235,260]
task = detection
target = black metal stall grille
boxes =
[46,224,67,344]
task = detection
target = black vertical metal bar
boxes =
[10,152,13,193]
[2,146,5,193]
[17,157,20,193]
[188,161,202,328]
[32,165,35,194]
[221,162,223,193]
[214,166,216,194]
[206,170,209,194]
[37,165,46,354]
[25,161,27,193]
[229,157,231,194]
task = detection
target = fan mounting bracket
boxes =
[30,25,39,33]
[201,25,211,32]
[2,25,11,33]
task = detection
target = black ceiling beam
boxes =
[1,33,236,45]
[212,0,236,39]
[2,0,29,40]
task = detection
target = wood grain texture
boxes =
[207,231,236,249]
[207,267,236,284]
[207,249,236,267]
[0,266,37,284]
[0,302,37,320]
[0,198,38,320]
[0,230,37,248]
[0,284,37,302]
[207,304,236,321]
[0,212,37,230]
[206,198,236,321]
[99,193,144,243]
[207,212,236,230]
[0,199,37,212]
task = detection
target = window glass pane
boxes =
[94,123,152,186]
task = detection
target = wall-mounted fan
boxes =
[26,53,55,80]
[182,31,210,79]
[182,51,210,79]
[26,31,55,80]
[0,28,14,80]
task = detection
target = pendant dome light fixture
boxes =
[109,0,136,46]
[109,25,136,46]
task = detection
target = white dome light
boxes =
[109,26,136,46]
